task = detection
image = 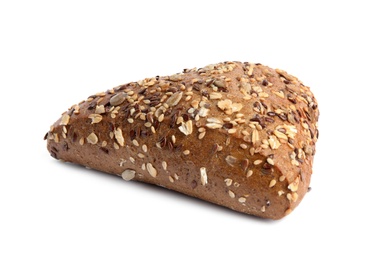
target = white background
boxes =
[1,0,370,259]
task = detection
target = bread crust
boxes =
[46,61,319,219]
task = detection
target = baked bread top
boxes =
[46,61,319,219]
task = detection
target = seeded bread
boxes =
[45,61,319,220]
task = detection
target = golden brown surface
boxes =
[45,61,319,219]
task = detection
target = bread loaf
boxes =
[45,61,319,219]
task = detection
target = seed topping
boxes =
[178,120,193,136]
[88,114,103,124]
[166,91,183,107]
[146,163,157,178]
[110,92,126,106]
[114,128,125,146]
[60,114,70,126]
[200,167,208,185]
[121,169,136,181]
[86,133,98,144]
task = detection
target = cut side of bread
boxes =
[45,61,319,219]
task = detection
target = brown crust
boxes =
[45,61,319,219]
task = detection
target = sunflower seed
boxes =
[110,92,126,106]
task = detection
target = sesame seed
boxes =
[146,163,157,178]
[187,108,195,114]
[142,144,148,153]
[248,123,256,129]
[132,139,139,147]
[288,177,299,191]
[246,170,253,178]
[102,141,107,147]
[267,158,274,165]
[137,153,145,159]
[191,100,199,108]
[158,113,165,122]
[171,135,176,144]
[242,130,249,136]
[261,206,266,212]
[253,159,263,165]
[113,143,120,150]
[240,143,248,149]
[169,176,174,183]
[236,113,244,118]
[228,190,235,198]
[79,137,84,145]
[238,197,246,203]
[139,114,146,121]
[127,118,134,124]
[162,161,167,171]
[200,167,207,185]
[228,128,237,134]
[183,150,190,155]
[129,157,135,163]
[269,179,277,188]
[279,176,286,182]
[198,132,206,139]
